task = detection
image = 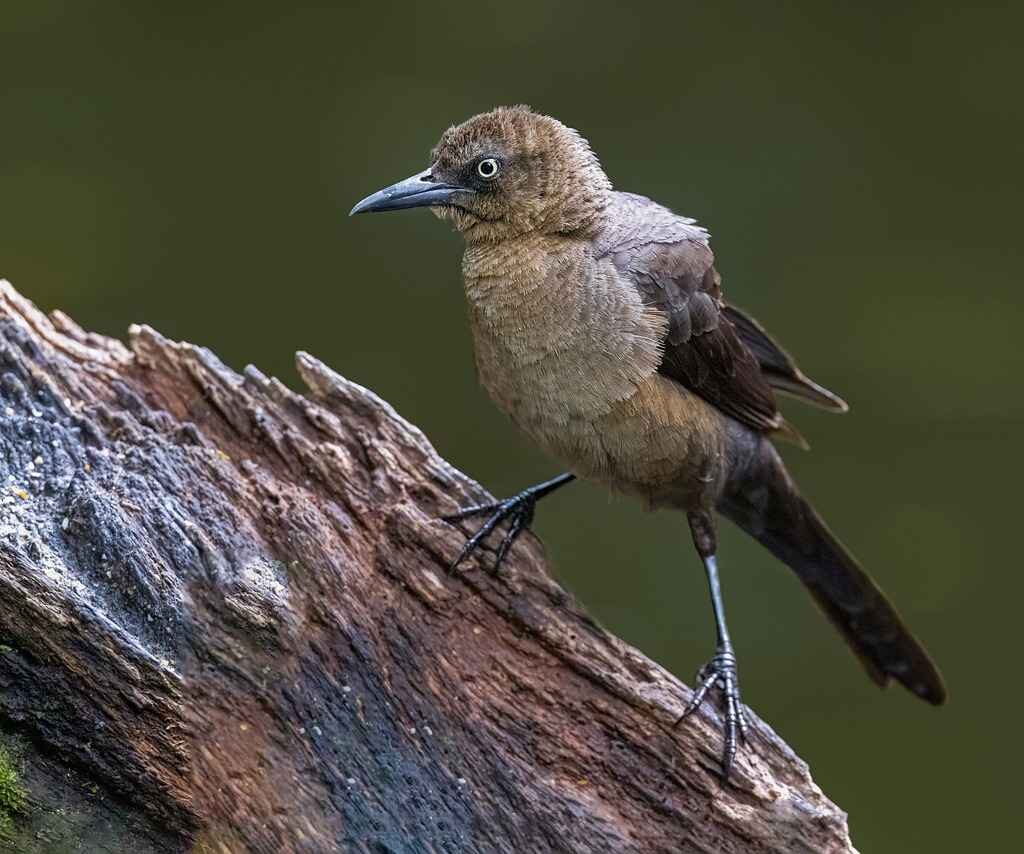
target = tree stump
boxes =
[0,280,855,853]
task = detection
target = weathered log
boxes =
[0,279,855,853]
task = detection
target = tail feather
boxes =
[719,442,946,705]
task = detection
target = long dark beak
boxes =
[349,169,468,216]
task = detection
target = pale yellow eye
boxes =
[477,158,500,179]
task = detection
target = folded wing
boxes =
[597,192,845,440]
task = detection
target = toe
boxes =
[676,670,719,724]
[443,500,502,522]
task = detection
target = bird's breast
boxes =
[461,238,671,470]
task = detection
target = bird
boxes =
[350,105,946,779]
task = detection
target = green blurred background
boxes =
[1,2,1019,850]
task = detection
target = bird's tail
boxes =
[718,441,946,705]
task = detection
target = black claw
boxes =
[444,490,537,573]
[442,474,575,574]
[675,648,749,781]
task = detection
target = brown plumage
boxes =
[351,105,946,778]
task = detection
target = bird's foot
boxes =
[442,488,539,574]
[675,647,750,781]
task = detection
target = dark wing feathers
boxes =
[598,193,783,435]
[723,305,849,412]
[597,191,845,436]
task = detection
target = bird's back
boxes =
[595,191,710,255]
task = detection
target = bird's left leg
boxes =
[443,473,576,573]
[675,509,750,781]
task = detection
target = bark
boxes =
[0,280,856,853]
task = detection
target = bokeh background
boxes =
[1,2,1020,850]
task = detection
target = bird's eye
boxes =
[476,158,500,179]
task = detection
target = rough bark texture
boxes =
[0,280,856,853]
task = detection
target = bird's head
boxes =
[350,106,611,242]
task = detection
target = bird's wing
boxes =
[723,305,849,413]
[597,192,789,437]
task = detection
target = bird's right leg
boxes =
[675,509,750,781]
[443,472,576,573]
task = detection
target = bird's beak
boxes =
[349,169,469,216]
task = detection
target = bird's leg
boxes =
[676,510,750,781]
[443,473,576,573]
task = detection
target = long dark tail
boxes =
[719,441,946,705]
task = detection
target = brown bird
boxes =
[350,105,946,778]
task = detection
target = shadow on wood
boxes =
[0,280,855,853]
